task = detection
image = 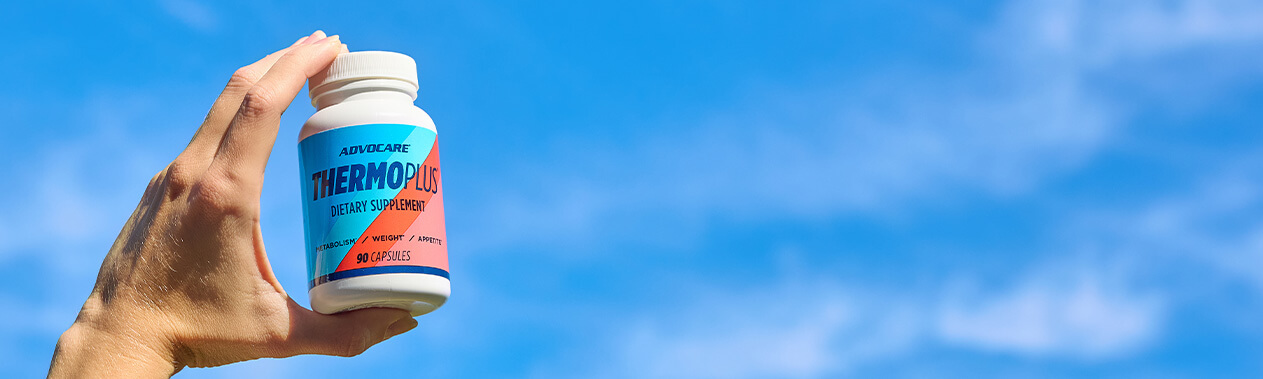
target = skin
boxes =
[47,31,416,378]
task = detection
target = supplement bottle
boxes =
[298,51,449,316]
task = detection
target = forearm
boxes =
[49,316,182,378]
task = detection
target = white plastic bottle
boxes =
[298,51,449,317]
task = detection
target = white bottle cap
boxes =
[308,51,419,97]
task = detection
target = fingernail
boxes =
[385,317,418,339]
[308,34,338,46]
[303,30,326,45]
[292,36,309,46]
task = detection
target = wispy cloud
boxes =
[0,91,188,374]
[468,0,1263,254]
[8,0,1263,377]
[0,93,171,265]
[511,1,1263,375]
[997,0,1263,67]
[551,260,1162,378]
[549,148,1263,378]
[596,279,920,379]
[937,265,1165,359]
[158,0,220,33]
[1068,166,1263,292]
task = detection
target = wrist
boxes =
[50,306,184,378]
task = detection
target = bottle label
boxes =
[298,123,448,289]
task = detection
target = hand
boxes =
[48,31,417,378]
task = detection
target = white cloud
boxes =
[9,0,1263,376]
[603,280,921,379]
[0,93,172,267]
[997,0,1263,67]
[470,0,1263,253]
[1067,168,1263,292]
[621,305,851,378]
[0,92,188,371]
[560,261,1163,379]
[552,162,1263,377]
[158,0,220,33]
[936,267,1164,359]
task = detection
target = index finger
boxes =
[208,35,343,195]
[181,31,325,168]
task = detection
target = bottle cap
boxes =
[308,51,419,97]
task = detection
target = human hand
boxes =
[48,31,417,378]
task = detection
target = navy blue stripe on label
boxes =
[310,266,450,289]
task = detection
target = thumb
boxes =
[281,298,417,357]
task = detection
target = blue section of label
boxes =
[298,123,437,282]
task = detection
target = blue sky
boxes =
[3,0,1263,377]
